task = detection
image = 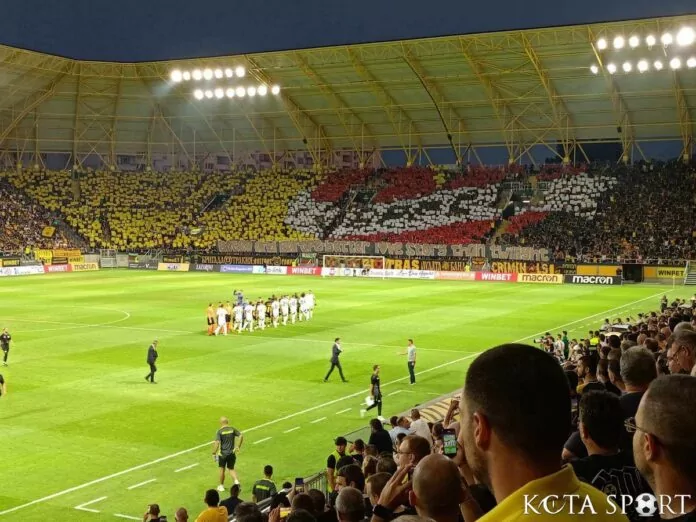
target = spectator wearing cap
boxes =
[666,330,696,375]
[460,344,628,521]
[328,437,349,492]
[632,375,696,519]
[408,410,432,447]
[195,489,227,522]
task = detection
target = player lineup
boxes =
[207,290,316,335]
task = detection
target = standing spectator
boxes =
[252,465,277,502]
[388,417,410,445]
[368,419,393,455]
[336,464,365,492]
[597,360,622,395]
[143,504,163,522]
[308,489,335,522]
[350,439,366,467]
[577,355,604,394]
[408,409,433,447]
[195,489,227,522]
[220,484,243,515]
[608,359,625,393]
[335,487,366,522]
[327,437,349,492]
[619,347,657,421]
[396,435,431,469]
[631,375,696,519]
[666,330,696,375]
[459,344,628,520]
[175,507,189,522]
[365,473,391,508]
[235,502,264,522]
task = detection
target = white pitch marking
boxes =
[114,514,141,520]
[0,290,666,517]
[127,479,156,490]
[310,417,327,424]
[174,463,199,473]
[387,390,404,396]
[336,408,351,415]
[74,496,107,513]
[283,427,300,433]
[254,437,272,445]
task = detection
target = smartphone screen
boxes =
[442,429,458,458]
[294,477,305,494]
[280,508,292,518]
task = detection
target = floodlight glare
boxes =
[662,32,673,46]
[271,85,281,95]
[226,88,235,98]
[629,35,640,48]
[192,69,203,81]
[590,64,599,74]
[203,68,213,80]
[637,60,649,72]
[214,68,224,79]
[607,63,617,74]
[622,61,632,72]
[646,35,656,47]
[597,38,608,50]
[235,66,246,78]
[170,70,183,82]
[214,88,224,99]
[194,89,204,100]
[225,68,234,78]
[613,36,625,49]
[654,60,664,70]
[258,85,268,96]
[182,71,191,81]
[677,27,696,46]
[204,90,214,99]
[247,86,257,97]
[236,86,246,97]
[688,57,696,68]
[670,57,682,69]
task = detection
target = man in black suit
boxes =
[145,339,159,383]
[324,338,347,382]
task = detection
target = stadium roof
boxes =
[1,13,695,167]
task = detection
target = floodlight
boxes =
[607,63,617,74]
[637,60,649,72]
[247,86,257,97]
[622,61,632,73]
[271,85,281,95]
[225,68,234,78]
[677,27,695,46]
[192,69,203,81]
[214,68,223,79]
[597,38,608,50]
[629,35,640,48]
[654,60,664,70]
[258,85,268,96]
[205,90,213,99]
[662,32,673,46]
[203,68,213,80]
[170,69,183,82]
[182,71,191,81]
[236,86,246,97]
[194,89,204,100]
[646,35,656,47]
[670,57,682,69]
[226,88,235,98]
[214,88,224,99]
[688,57,696,68]
[235,66,246,78]
[590,65,599,74]
[613,36,625,49]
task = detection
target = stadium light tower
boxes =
[170,69,183,82]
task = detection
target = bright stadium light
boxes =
[225,68,234,78]
[654,59,664,70]
[203,68,213,80]
[182,71,191,81]
[235,66,246,78]
[662,32,673,46]
[677,27,696,46]
[688,57,696,68]
[597,38,608,50]
[194,89,204,100]
[622,61,632,73]
[258,84,268,96]
[646,35,656,47]
[214,88,224,99]
[670,57,682,69]
[590,64,599,74]
[205,89,213,99]
[637,59,649,72]
[170,69,183,82]
[271,85,281,95]
[226,88,235,98]
[613,36,625,49]
[607,63,617,74]
[236,86,246,97]
[192,69,203,81]
[629,35,640,48]
[247,86,257,97]
[214,68,224,79]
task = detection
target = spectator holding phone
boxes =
[143,504,164,522]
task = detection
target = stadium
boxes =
[1,4,696,522]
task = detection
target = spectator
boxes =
[235,502,264,522]
[608,359,625,393]
[337,464,366,492]
[252,465,278,502]
[175,508,189,522]
[577,355,604,394]
[351,439,366,466]
[597,359,621,395]
[293,493,317,513]
[396,435,431,469]
[195,489,227,522]
[388,416,410,444]
[365,473,391,508]
[369,419,394,455]
[143,504,163,522]
[362,456,378,478]
[220,484,242,515]
[335,487,367,522]
[328,437,350,492]
[632,375,696,519]
[376,456,397,475]
[365,445,379,459]
[619,347,657,420]
[459,344,627,520]
[309,489,335,522]
[408,410,433,447]
[288,509,317,522]
[667,330,696,375]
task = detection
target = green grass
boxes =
[0,271,685,521]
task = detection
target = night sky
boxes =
[2,0,694,62]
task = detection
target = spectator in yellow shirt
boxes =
[195,490,227,522]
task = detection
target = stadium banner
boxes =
[410,259,471,272]
[53,248,81,259]
[491,261,560,274]
[643,266,685,279]
[435,271,476,281]
[0,265,45,277]
[564,275,622,285]
[128,261,158,270]
[34,249,53,263]
[162,255,183,263]
[44,264,73,273]
[366,269,437,280]
[70,262,100,272]
[68,255,84,264]
[199,254,298,266]
[219,264,254,274]
[576,265,621,276]
[518,273,564,284]
[289,266,322,276]
[157,262,190,272]
[561,263,578,275]
[52,256,69,265]
[217,240,551,262]
[0,257,21,267]
[41,226,56,238]
[262,266,289,275]
[475,272,518,282]
[190,263,220,273]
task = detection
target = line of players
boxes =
[207,291,316,335]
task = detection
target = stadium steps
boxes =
[685,261,696,285]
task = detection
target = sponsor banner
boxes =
[157,262,190,272]
[652,266,685,278]
[491,261,559,274]
[475,272,518,282]
[0,265,45,277]
[252,265,267,274]
[420,260,471,272]
[289,266,322,276]
[435,271,476,281]
[200,255,298,266]
[53,248,81,259]
[52,256,69,265]
[220,264,254,274]
[44,264,73,273]
[162,255,183,264]
[68,255,84,264]
[576,265,621,277]
[0,257,21,267]
[191,263,219,273]
[564,275,622,285]
[263,265,289,275]
[128,261,158,270]
[324,256,384,269]
[217,240,550,262]
[70,262,100,272]
[518,273,564,284]
[561,263,577,275]
[365,269,437,280]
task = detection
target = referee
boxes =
[324,338,347,382]
[1,328,11,367]
[145,339,159,383]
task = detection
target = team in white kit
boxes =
[212,290,315,335]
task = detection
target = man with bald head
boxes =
[409,454,468,522]
[212,416,243,492]
[631,375,696,519]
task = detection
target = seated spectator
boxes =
[337,464,366,492]
[369,419,394,455]
[632,375,696,519]
[336,487,367,522]
[667,330,696,375]
[408,410,432,446]
[252,465,278,502]
[175,507,189,522]
[459,344,627,520]
[235,502,264,522]
[220,484,242,515]
[396,435,431,469]
[195,489,227,522]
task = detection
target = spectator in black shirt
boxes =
[577,355,604,394]
[619,347,657,453]
[327,437,349,492]
[350,439,366,467]
[367,419,393,455]
[337,464,365,492]
[220,484,243,515]
[597,359,622,395]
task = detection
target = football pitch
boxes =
[0,271,684,521]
